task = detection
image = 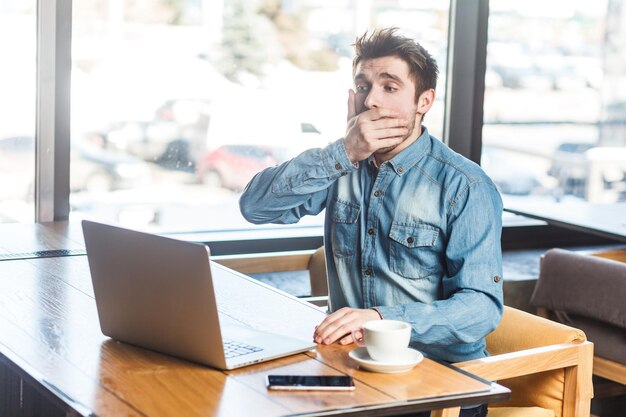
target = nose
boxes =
[364,88,380,110]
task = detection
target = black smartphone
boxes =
[266,375,355,391]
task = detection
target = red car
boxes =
[195,145,289,191]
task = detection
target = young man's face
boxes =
[353,55,428,157]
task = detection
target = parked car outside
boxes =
[548,142,626,201]
[196,91,327,191]
[105,98,212,170]
[547,142,596,198]
[196,145,288,191]
[0,134,151,200]
[481,146,544,196]
[72,134,152,192]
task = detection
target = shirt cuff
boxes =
[370,305,402,322]
[323,138,359,175]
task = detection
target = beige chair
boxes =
[448,306,593,417]
[216,248,594,417]
[592,248,626,264]
[213,247,329,306]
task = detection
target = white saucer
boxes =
[348,347,423,374]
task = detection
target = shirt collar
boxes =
[375,126,432,176]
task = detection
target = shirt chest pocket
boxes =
[330,200,360,258]
[389,222,442,279]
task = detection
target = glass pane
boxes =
[0,3,36,223]
[483,0,626,205]
[71,0,449,233]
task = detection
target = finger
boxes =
[347,89,357,121]
[322,328,351,345]
[316,314,353,344]
[374,127,409,139]
[322,324,351,344]
[315,309,349,342]
[370,118,408,130]
[368,107,402,121]
[316,310,346,334]
[339,334,354,345]
[344,329,363,346]
[318,314,361,344]
[360,128,408,144]
[374,137,405,149]
[353,329,363,343]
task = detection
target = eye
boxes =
[355,84,370,93]
[384,85,398,92]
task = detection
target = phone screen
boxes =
[266,375,355,391]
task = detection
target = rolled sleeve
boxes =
[240,138,358,224]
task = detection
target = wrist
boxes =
[370,307,383,320]
[342,137,359,165]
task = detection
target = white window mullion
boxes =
[36,0,71,222]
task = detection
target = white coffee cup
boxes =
[353,320,411,362]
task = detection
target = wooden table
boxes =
[0,222,509,417]
[504,201,626,243]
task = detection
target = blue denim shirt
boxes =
[240,128,504,363]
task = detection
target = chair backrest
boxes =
[307,246,328,297]
[531,248,626,392]
[531,249,626,367]
[485,306,587,417]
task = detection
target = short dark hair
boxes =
[353,28,439,100]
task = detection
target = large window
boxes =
[0,2,36,223]
[483,0,626,205]
[16,1,624,246]
[70,0,450,233]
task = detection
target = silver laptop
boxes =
[82,220,315,370]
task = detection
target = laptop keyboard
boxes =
[223,339,263,359]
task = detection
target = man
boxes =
[240,28,502,417]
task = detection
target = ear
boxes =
[416,88,435,115]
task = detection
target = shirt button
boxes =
[367,228,374,235]
[397,167,404,173]
[493,275,501,283]
[374,190,381,197]
[335,162,342,170]
[364,269,372,276]
[407,236,414,244]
